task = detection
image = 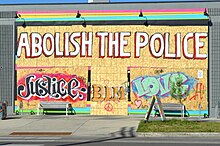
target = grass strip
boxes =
[137,119,220,132]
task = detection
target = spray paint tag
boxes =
[198,70,203,79]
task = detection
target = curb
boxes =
[137,132,220,137]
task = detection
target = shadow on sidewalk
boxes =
[0,143,12,145]
[3,116,22,120]
[57,127,136,146]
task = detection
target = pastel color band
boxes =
[16,9,208,22]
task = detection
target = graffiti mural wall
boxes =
[16,23,208,115]
[91,84,128,115]
[17,73,87,102]
[16,67,88,112]
[130,69,207,113]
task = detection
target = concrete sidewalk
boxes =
[1,114,220,138]
[0,114,142,137]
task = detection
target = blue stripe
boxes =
[72,107,91,111]
[128,108,208,116]
[16,14,207,22]
[128,108,147,113]
[14,106,91,113]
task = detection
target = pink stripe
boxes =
[88,66,91,70]
[17,66,89,69]
[142,8,204,13]
[17,8,204,14]
[81,9,204,13]
[18,10,76,14]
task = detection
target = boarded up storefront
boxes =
[16,16,208,115]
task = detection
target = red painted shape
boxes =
[104,103,113,112]
[189,83,205,101]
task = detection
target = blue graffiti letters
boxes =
[132,72,196,98]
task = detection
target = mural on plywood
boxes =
[17,73,87,102]
[90,84,128,115]
[130,68,207,111]
[16,25,208,115]
[132,72,196,99]
[16,67,88,111]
